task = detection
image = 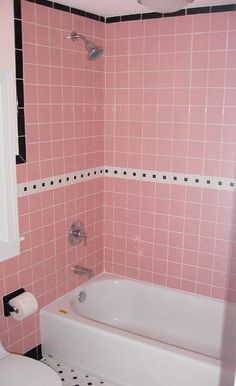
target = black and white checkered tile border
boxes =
[17,166,236,197]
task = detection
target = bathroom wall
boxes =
[104,12,236,301]
[1,0,236,355]
[0,0,105,354]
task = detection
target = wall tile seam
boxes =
[17,166,236,197]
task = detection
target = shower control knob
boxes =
[68,220,87,247]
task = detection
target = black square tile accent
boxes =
[123,171,127,175]
[105,169,108,173]
[14,0,21,19]
[218,181,222,185]
[24,344,42,360]
[16,136,26,164]
[106,16,121,23]
[114,170,118,174]
[81,174,84,178]
[142,173,146,177]
[207,180,211,184]
[163,175,166,180]
[173,176,177,180]
[73,376,78,379]
[50,181,54,185]
[33,184,36,189]
[184,177,188,182]
[88,172,90,176]
[152,174,156,178]
[53,3,70,12]
[66,177,70,181]
[15,49,23,79]
[87,383,93,386]
[17,109,25,136]
[58,179,62,183]
[94,171,96,174]
[42,182,46,187]
[14,19,22,49]
[24,187,27,192]
[164,9,186,17]
[187,6,210,14]
[71,8,86,16]
[230,182,234,187]
[133,172,136,176]
[85,11,100,21]
[121,13,141,21]
[211,4,236,12]
[142,12,162,19]
[35,0,53,7]
[195,179,199,183]
[74,175,77,179]
[16,79,24,107]
[100,170,103,173]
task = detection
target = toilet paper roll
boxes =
[9,292,38,321]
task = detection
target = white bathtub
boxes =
[40,273,236,386]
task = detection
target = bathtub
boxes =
[40,273,236,386]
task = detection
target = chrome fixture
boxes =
[67,31,103,61]
[137,0,194,13]
[68,220,87,246]
[71,265,94,279]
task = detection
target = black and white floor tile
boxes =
[42,355,112,386]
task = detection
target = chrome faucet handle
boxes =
[68,220,87,247]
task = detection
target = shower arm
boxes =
[67,32,89,46]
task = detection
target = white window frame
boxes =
[0,69,20,261]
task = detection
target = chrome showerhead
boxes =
[67,31,103,61]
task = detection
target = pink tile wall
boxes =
[0,1,105,354]
[104,12,236,300]
[1,3,236,355]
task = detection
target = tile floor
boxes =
[42,355,112,386]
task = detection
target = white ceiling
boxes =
[54,0,234,17]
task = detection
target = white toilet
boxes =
[0,340,61,386]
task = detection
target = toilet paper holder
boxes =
[3,288,25,316]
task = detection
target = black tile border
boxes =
[14,0,26,164]
[24,344,42,360]
[106,3,236,22]
[23,0,236,24]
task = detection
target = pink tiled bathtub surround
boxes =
[1,2,236,355]
[103,11,236,300]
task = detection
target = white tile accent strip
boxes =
[17,167,104,197]
[17,166,236,197]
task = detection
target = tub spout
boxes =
[71,265,94,279]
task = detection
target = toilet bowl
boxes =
[0,341,61,386]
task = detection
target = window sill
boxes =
[0,238,23,262]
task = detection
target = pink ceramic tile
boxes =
[5,5,236,355]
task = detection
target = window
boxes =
[0,69,20,261]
